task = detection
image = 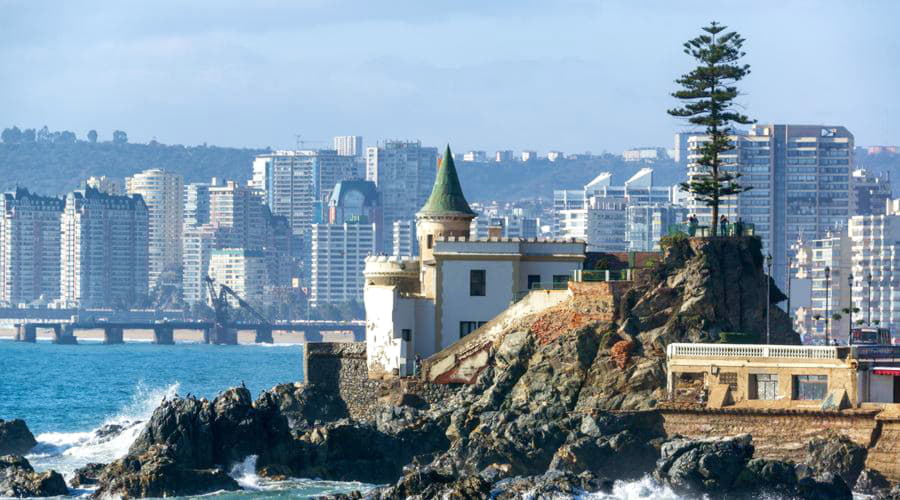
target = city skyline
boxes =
[2,1,899,153]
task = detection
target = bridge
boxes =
[12,319,365,345]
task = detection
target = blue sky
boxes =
[1,1,898,152]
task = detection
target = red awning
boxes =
[872,367,900,376]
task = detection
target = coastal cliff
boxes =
[85,236,892,499]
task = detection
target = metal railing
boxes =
[669,222,756,238]
[572,269,633,282]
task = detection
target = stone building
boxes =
[666,342,900,407]
[364,146,585,378]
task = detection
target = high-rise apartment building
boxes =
[207,249,269,307]
[309,222,376,307]
[184,181,212,226]
[392,220,417,257]
[791,231,852,342]
[333,136,363,157]
[555,169,677,251]
[252,150,361,238]
[686,124,854,288]
[181,179,290,305]
[495,150,514,162]
[851,169,892,216]
[0,189,64,305]
[848,200,900,339]
[366,141,438,250]
[60,188,149,308]
[326,180,380,225]
[625,204,688,251]
[126,169,184,289]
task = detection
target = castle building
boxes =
[364,146,585,378]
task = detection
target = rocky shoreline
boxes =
[3,237,899,498]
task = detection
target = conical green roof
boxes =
[418,145,476,217]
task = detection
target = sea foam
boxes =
[28,381,180,477]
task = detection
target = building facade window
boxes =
[719,372,738,392]
[750,373,778,400]
[459,321,486,337]
[793,375,828,400]
[553,274,569,288]
[470,269,486,296]
[401,329,411,342]
[527,274,540,290]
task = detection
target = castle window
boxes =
[527,274,541,290]
[427,234,433,249]
[401,329,412,342]
[470,269,486,296]
[719,372,738,392]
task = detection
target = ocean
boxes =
[0,338,682,499]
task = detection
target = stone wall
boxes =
[866,412,900,482]
[660,408,880,464]
[304,342,381,420]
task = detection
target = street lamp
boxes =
[824,266,831,346]
[848,273,854,345]
[867,272,873,326]
[766,253,773,344]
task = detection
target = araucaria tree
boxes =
[669,22,754,237]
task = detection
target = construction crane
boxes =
[205,276,270,344]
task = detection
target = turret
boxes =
[416,145,476,297]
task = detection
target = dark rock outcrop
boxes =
[0,419,37,456]
[804,432,868,486]
[0,455,68,498]
[69,463,105,488]
[93,444,239,498]
[653,434,852,499]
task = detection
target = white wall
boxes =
[364,284,435,377]
[439,259,514,350]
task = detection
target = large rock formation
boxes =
[0,455,68,498]
[91,236,829,498]
[0,419,37,456]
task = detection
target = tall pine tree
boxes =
[669,22,754,237]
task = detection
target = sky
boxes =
[1,0,898,153]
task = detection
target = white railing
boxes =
[666,343,839,360]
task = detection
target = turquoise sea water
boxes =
[0,338,372,498]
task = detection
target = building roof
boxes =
[418,145,476,217]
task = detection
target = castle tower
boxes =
[416,145,476,298]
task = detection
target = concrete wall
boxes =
[304,342,380,420]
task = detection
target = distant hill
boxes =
[0,127,267,196]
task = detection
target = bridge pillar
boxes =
[209,325,237,345]
[103,326,124,344]
[255,326,273,344]
[14,324,36,342]
[304,327,323,342]
[153,326,174,345]
[202,328,211,344]
[55,325,78,345]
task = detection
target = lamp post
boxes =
[766,253,773,344]
[824,266,831,346]
[848,273,854,345]
[867,272,873,326]
[786,257,792,324]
